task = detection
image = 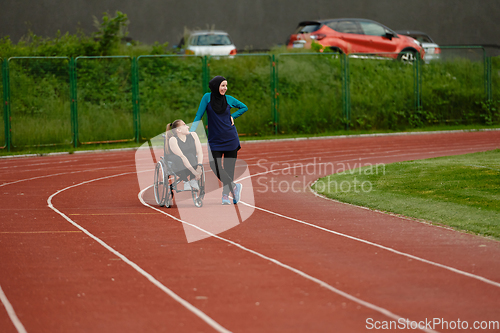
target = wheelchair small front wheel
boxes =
[194,198,203,208]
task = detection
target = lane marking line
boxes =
[0,163,136,188]
[0,231,82,234]
[47,172,231,333]
[235,149,500,289]
[0,284,27,333]
[240,200,500,289]
[139,186,438,333]
[68,213,158,216]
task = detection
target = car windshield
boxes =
[189,34,232,46]
[294,23,321,34]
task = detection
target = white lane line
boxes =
[0,284,27,333]
[0,163,135,188]
[139,187,438,333]
[47,172,231,333]
[240,199,500,289]
[235,149,500,289]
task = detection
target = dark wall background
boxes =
[1,0,499,50]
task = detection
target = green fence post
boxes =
[271,54,279,135]
[202,56,210,93]
[132,57,140,143]
[3,59,11,151]
[69,57,78,148]
[486,56,492,104]
[413,56,422,113]
[342,53,350,130]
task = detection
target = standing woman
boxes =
[190,76,248,205]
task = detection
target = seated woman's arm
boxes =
[191,132,204,166]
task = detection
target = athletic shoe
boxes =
[189,179,200,190]
[222,194,231,205]
[183,181,191,191]
[233,183,243,204]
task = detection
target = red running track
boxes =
[0,131,499,333]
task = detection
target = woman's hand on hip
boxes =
[231,116,234,126]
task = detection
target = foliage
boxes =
[0,17,498,148]
[313,150,500,239]
[92,11,129,55]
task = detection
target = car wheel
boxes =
[398,49,417,63]
[328,47,344,54]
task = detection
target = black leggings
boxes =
[210,149,238,195]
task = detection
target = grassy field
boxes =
[313,149,500,240]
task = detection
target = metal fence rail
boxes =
[0,49,497,151]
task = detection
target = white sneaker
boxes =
[183,181,191,191]
[189,179,200,190]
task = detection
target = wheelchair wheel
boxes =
[154,161,167,206]
[191,165,205,208]
[164,174,174,208]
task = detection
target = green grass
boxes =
[313,149,500,240]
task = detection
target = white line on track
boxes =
[138,187,438,333]
[239,199,500,289]
[3,138,497,332]
[47,172,232,333]
[0,284,27,333]
[0,163,136,188]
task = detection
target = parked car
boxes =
[395,30,440,63]
[177,30,237,56]
[287,19,424,61]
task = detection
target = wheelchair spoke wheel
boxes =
[164,175,174,208]
[154,161,167,206]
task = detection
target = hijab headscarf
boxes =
[209,76,228,115]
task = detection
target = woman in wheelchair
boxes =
[165,119,203,191]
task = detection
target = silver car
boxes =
[396,30,441,63]
[178,30,237,56]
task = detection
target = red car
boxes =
[287,18,424,61]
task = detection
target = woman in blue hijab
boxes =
[190,76,248,205]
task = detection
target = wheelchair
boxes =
[153,137,206,208]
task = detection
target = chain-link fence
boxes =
[492,55,500,124]
[421,47,487,125]
[75,56,134,144]
[1,48,497,151]
[8,57,71,147]
[0,57,4,148]
[137,55,204,140]
[277,53,343,134]
[209,54,274,136]
[348,53,415,130]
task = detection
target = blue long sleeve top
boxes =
[190,93,248,151]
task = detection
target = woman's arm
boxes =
[226,95,248,119]
[190,93,210,132]
[191,132,204,165]
[169,137,198,175]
